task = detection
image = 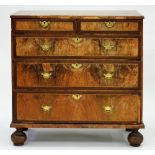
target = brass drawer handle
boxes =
[41,72,52,79]
[39,21,51,28]
[72,94,82,100]
[103,73,114,80]
[41,105,52,112]
[71,63,83,70]
[40,43,52,52]
[103,41,115,50]
[72,37,83,44]
[103,105,112,113]
[104,21,116,28]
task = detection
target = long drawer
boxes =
[16,93,141,122]
[16,62,139,88]
[15,37,139,57]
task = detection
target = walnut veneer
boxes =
[10,11,144,146]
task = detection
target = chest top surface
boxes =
[11,10,144,19]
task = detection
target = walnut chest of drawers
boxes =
[10,11,144,146]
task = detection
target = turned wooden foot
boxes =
[126,129,132,132]
[128,130,143,147]
[11,129,27,146]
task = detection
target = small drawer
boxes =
[15,37,139,57]
[16,93,140,122]
[16,62,139,88]
[15,20,74,31]
[81,21,139,32]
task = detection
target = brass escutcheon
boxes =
[39,21,51,28]
[72,37,83,44]
[71,63,83,70]
[72,94,82,101]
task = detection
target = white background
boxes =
[1,0,155,5]
[0,5,155,150]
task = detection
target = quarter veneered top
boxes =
[11,10,144,19]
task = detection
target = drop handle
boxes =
[103,72,114,80]
[41,105,52,112]
[104,21,116,28]
[102,41,115,50]
[103,105,112,113]
[40,43,52,52]
[41,72,53,79]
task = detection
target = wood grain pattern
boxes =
[15,21,73,31]
[81,21,139,31]
[16,93,140,122]
[16,63,139,88]
[16,37,139,57]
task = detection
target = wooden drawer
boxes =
[15,37,139,57]
[15,20,74,31]
[16,62,139,88]
[16,93,140,122]
[81,21,139,32]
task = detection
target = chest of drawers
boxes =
[10,11,144,146]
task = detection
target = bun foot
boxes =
[11,129,27,146]
[128,130,143,147]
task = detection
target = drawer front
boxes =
[16,63,139,88]
[16,37,139,57]
[15,20,74,31]
[81,21,139,31]
[16,93,140,122]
